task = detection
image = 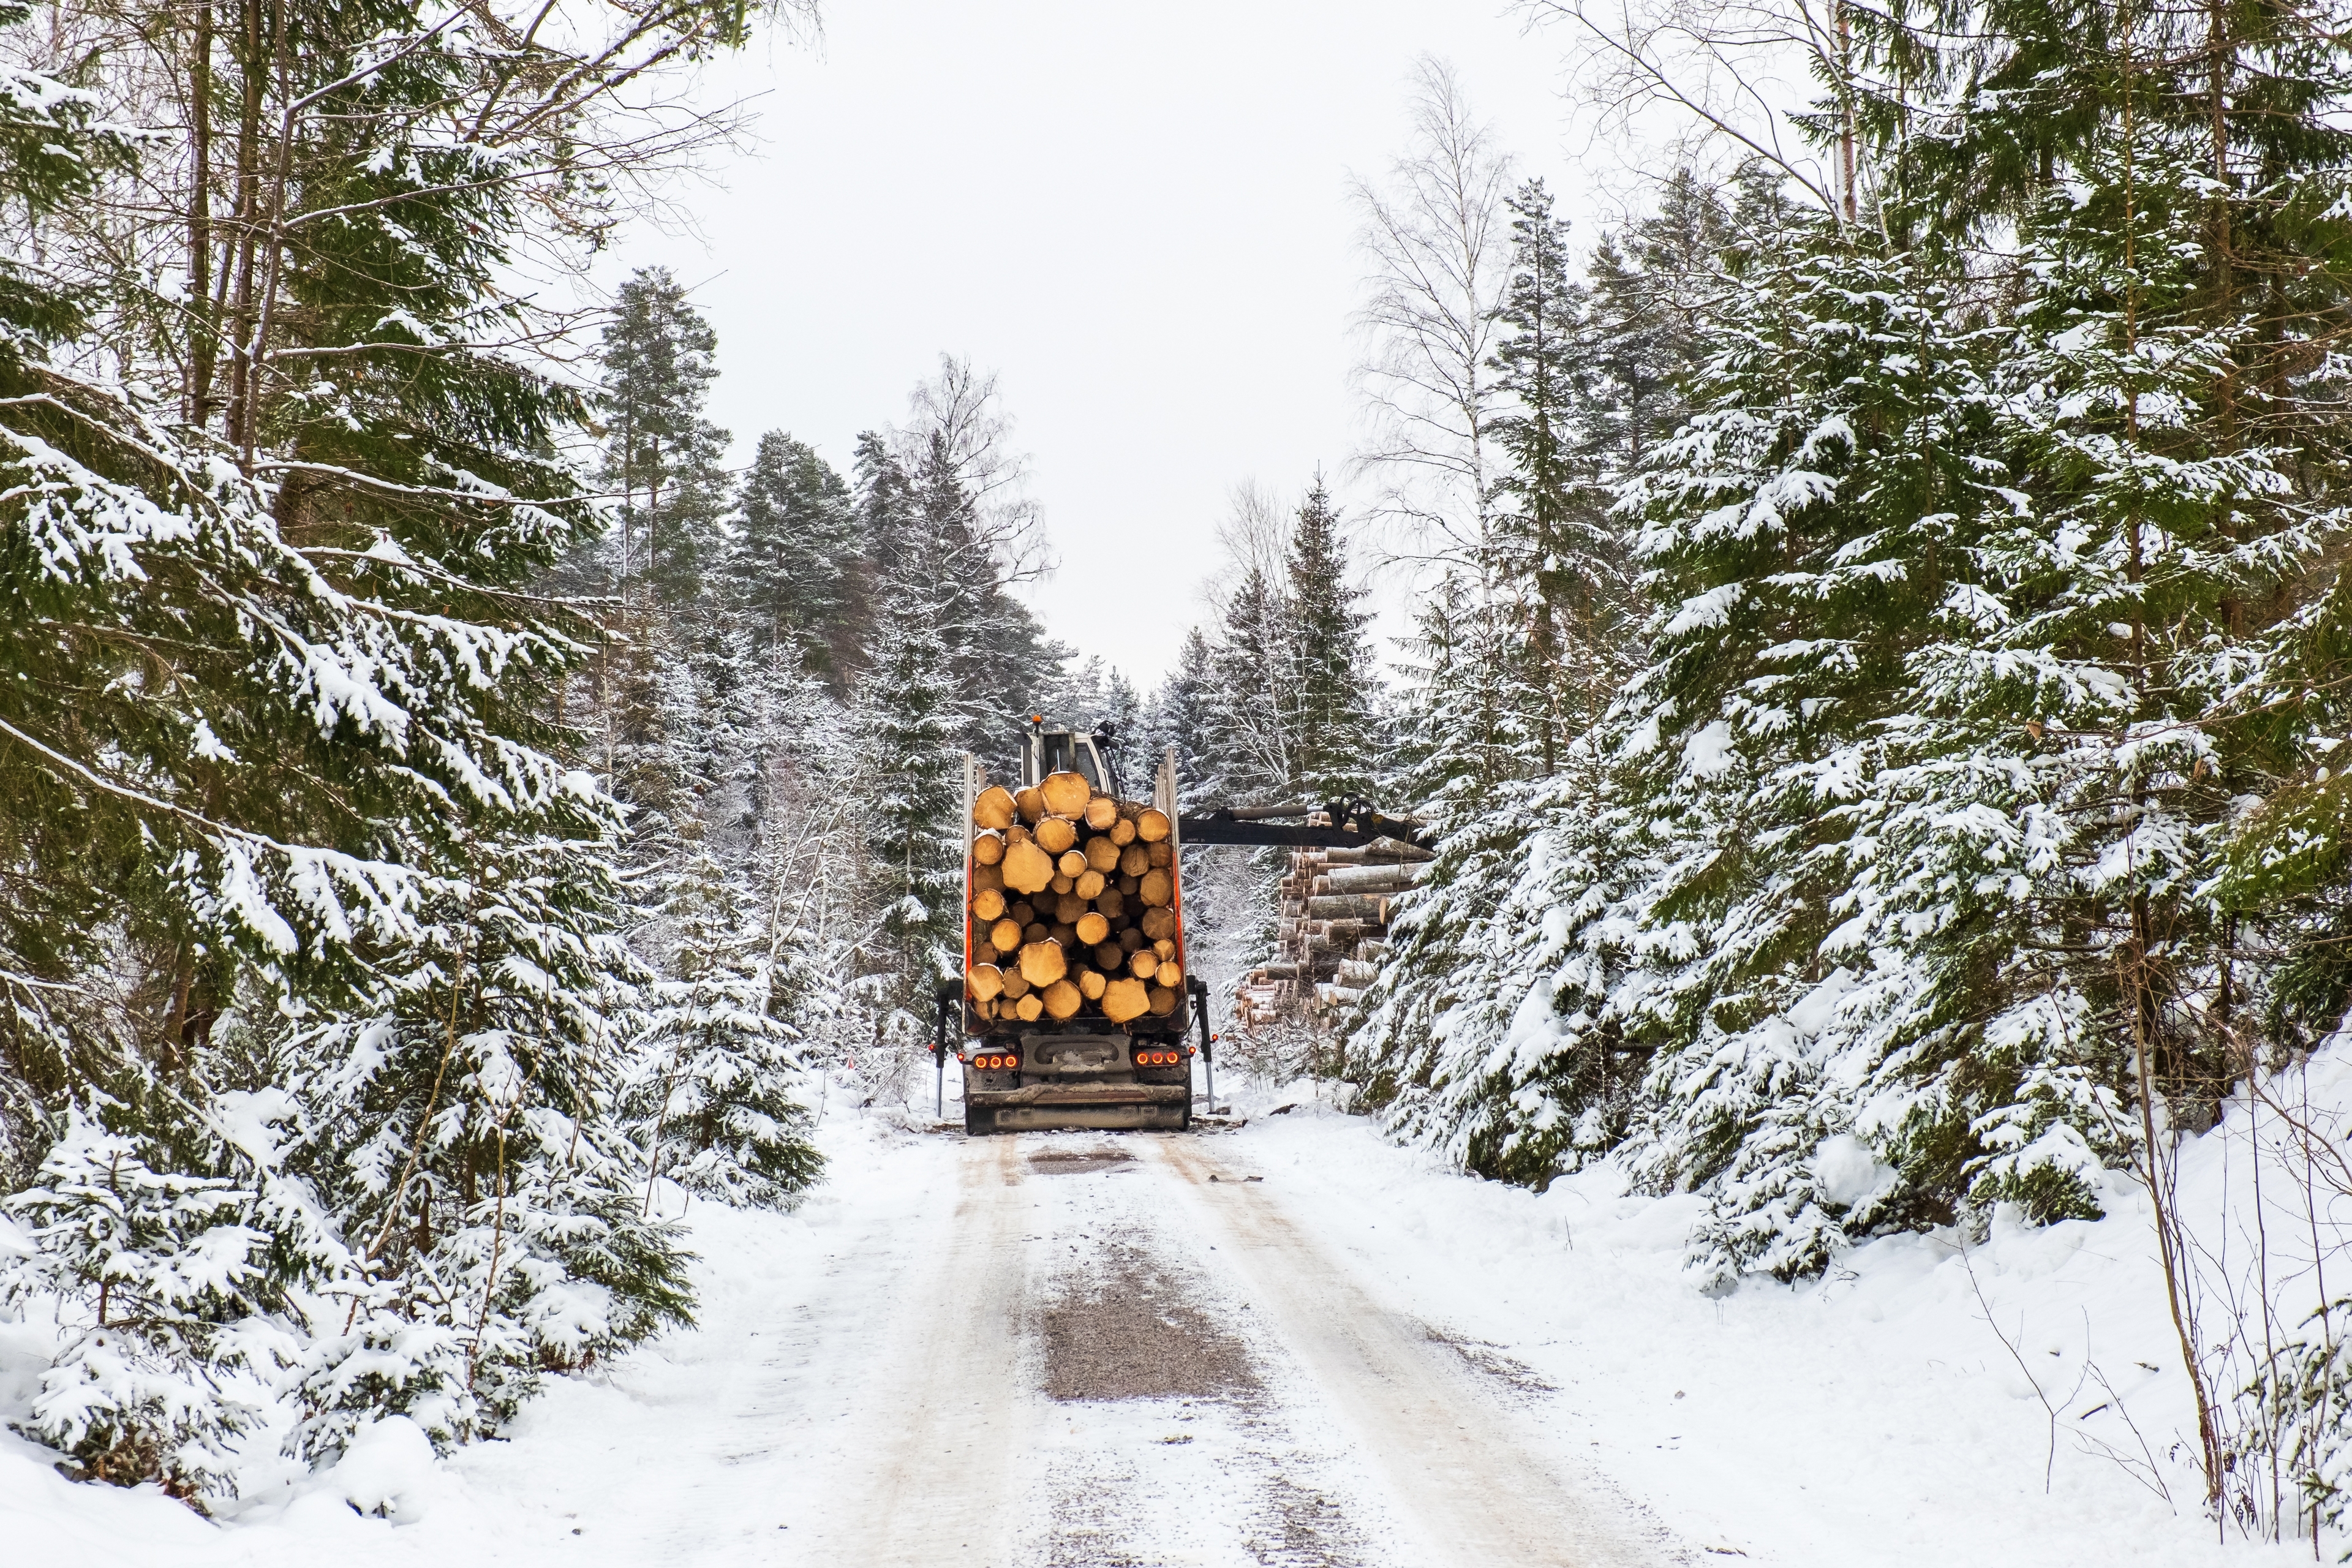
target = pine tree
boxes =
[600,268,731,612]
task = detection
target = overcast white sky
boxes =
[606,1,1628,687]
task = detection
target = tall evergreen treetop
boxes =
[1286,481,1380,804]
[601,269,730,606]
[731,431,861,682]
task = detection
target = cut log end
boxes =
[1137,868,1173,908]
[1136,807,1171,843]
[1084,796,1118,831]
[1001,839,1056,894]
[1075,911,1109,946]
[973,786,1017,831]
[1040,770,1093,818]
[1042,978,1082,1020]
[1035,816,1078,854]
[972,888,1006,922]
[1017,940,1068,988]
[1102,976,1150,1024]
[965,963,1005,1002]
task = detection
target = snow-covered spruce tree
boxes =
[0,11,669,1485]
[1488,176,1618,775]
[1284,481,1382,806]
[2,0,809,1501]
[625,845,820,1211]
[853,572,964,1060]
[1347,573,1556,1157]
[1576,170,1728,480]
[730,431,865,687]
[1,1112,329,1502]
[1607,208,2018,1282]
[1204,558,1300,807]
[1346,178,1718,1178]
[1348,178,1653,1151]
[283,825,694,1459]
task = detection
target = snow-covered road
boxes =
[7,1081,2328,1566]
[783,1125,1662,1566]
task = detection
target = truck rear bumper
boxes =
[966,1081,1189,1133]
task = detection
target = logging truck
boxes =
[934,718,1428,1136]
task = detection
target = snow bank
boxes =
[1228,1062,2342,1565]
[0,1084,940,1566]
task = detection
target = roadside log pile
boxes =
[1233,834,1431,1030]
[964,769,1186,1029]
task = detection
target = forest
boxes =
[4,0,2352,1540]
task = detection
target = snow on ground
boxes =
[4,1063,2348,1565]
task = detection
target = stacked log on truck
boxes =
[963,768,1187,1028]
[1234,832,1431,1030]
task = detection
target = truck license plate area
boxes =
[1026,1038,1118,1074]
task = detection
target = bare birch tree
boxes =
[1349,56,1515,567]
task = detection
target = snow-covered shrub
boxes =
[0,1116,295,1501]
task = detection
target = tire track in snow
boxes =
[1153,1137,1662,1568]
[820,1133,1034,1566]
